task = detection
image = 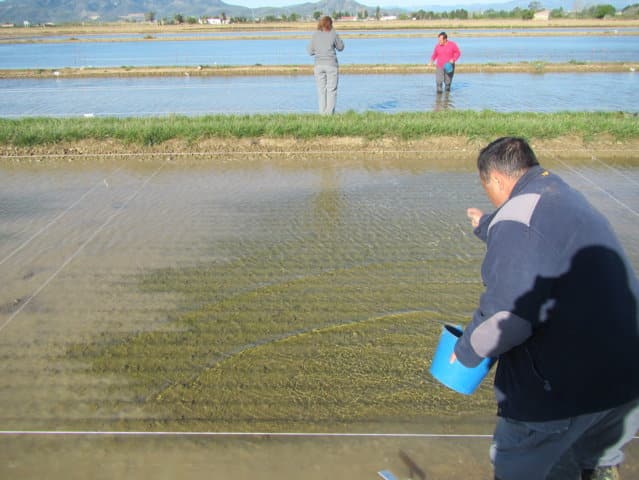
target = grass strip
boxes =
[1,111,638,147]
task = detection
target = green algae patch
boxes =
[68,229,493,431]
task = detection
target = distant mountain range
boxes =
[0,0,368,24]
[0,0,634,24]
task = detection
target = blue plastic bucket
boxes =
[429,325,494,395]
[444,62,454,74]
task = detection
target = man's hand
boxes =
[467,208,483,228]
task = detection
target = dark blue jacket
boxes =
[455,165,639,421]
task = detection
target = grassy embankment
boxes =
[1,111,638,149]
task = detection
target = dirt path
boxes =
[2,136,638,169]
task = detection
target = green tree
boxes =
[145,11,155,22]
[174,13,184,24]
[313,11,322,20]
[451,8,468,18]
[591,4,616,17]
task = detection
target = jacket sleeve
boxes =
[454,218,551,367]
[334,33,344,51]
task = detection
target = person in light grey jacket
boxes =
[307,16,344,115]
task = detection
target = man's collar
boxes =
[510,165,545,198]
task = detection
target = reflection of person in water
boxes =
[455,137,639,480]
[433,91,452,112]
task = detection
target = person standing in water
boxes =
[307,16,344,115]
[428,31,460,94]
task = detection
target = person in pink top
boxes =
[428,31,461,94]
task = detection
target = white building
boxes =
[533,9,551,20]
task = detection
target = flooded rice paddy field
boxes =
[2,34,639,69]
[2,71,638,117]
[1,143,638,478]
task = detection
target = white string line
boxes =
[0,430,492,438]
[0,166,123,268]
[0,148,635,160]
[0,430,635,440]
[557,159,639,219]
[0,164,166,335]
[0,150,458,158]
[591,155,639,187]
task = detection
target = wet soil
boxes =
[1,135,638,168]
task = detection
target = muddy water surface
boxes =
[1,149,638,478]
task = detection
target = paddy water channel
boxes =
[1,148,638,478]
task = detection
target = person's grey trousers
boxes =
[491,398,639,480]
[436,65,454,91]
[314,64,339,115]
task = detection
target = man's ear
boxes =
[491,173,505,191]
[494,171,512,193]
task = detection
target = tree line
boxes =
[142,2,638,24]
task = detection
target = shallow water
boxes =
[1,34,638,69]
[1,71,638,117]
[0,154,637,478]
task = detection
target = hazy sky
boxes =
[232,0,490,9]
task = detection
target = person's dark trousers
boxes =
[435,65,455,93]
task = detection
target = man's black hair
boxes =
[477,137,539,181]
[438,31,447,39]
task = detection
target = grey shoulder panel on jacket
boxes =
[488,193,541,233]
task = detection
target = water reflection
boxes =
[313,168,343,233]
[434,91,453,111]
